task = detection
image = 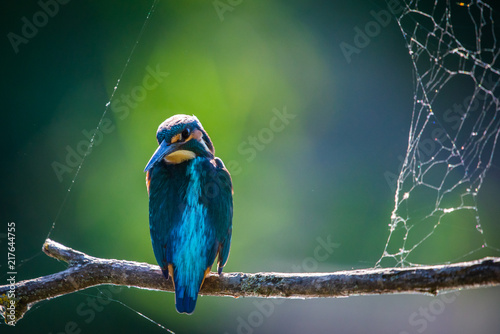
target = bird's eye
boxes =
[181,128,191,141]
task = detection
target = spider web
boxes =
[377,0,500,267]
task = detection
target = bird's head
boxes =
[144,114,215,172]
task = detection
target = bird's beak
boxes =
[144,140,179,172]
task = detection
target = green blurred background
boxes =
[1,0,499,333]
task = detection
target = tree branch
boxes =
[1,239,499,325]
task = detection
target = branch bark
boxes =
[1,239,499,325]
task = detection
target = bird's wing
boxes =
[206,157,233,274]
[147,167,185,278]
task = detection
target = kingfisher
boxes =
[144,114,233,314]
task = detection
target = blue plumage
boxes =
[145,115,233,314]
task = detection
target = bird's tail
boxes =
[175,286,198,314]
[174,268,209,314]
